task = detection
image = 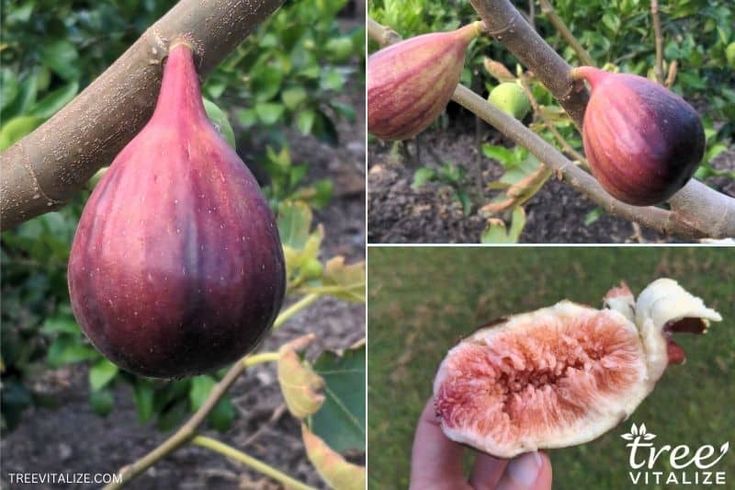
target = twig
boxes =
[518,75,586,164]
[538,0,594,66]
[273,293,320,330]
[665,60,678,87]
[192,436,316,490]
[651,0,665,84]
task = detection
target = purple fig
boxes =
[67,40,286,378]
[368,22,483,141]
[573,66,705,206]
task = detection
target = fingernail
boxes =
[503,451,542,488]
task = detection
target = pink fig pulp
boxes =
[368,22,483,141]
[433,279,721,458]
[574,66,705,206]
[67,41,286,378]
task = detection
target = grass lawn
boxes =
[367,247,734,489]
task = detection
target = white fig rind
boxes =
[433,278,721,458]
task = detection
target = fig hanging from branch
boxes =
[570,67,705,206]
[67,40,286,379]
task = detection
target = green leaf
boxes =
[584,208,603,226]
[310,343,366,453]
[251,64,284,102]
[481,144,517,164]
[235,108,257,128]
[189,375,217,410]
[255,102,285,125]
[28,81,78,118]
[602,13,621,33]
[1,69,19,112]
[0,116,45,151]
[321,257,365,303]
[296,109,316,135]
[411,167,436,189]
[277,201,313,250]
[40,40,80,81]
[47,337,97,368]
[133,382,155,423]
[282,87,308,110]
[89,388,114,416]
[208,397,236,432]
[89,359,119,391]
[329,100,356,122]
[40,314,79,335]
[320,68,345,92]
[481,207,526,243]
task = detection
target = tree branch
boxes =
[0,0,283,230]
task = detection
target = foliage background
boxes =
[1,0,364,433]
[368,247,734,489]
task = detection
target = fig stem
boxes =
[192,435,316,490]
[273,292,320,330]
[242,351,281,367]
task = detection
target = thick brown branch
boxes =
[0,0,283,230]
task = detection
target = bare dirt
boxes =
[368,104,735,244]
[0,55,365,490]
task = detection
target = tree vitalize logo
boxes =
[622,423,729,486]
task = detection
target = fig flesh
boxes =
[368,22,483,141]
[573,66,705,206]
[433,279,721,458]
[67,41,286,379]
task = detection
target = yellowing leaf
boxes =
[321,257,365,303]
[302,425,365,490]
[278,335,325,419]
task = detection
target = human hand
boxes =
[409,399,553,490]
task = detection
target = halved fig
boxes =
[433,279,721,458]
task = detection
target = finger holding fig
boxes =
[432,279,721,458]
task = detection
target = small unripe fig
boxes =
[68,41,286,378]
[368,22,483,141]
[488,82,530,120]
[572,66,705,206]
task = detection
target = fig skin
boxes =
[573,66,705,206]
[67,41,286,379]
[368,22,483,141]
[433,279,721,458]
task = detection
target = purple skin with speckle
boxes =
[68,43,285,378]
[578,66,705,206]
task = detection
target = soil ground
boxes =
[0,44,365,490]
[368,104,735,244]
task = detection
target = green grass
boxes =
[367,247,734,489]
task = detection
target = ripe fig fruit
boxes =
[488,82,530,120]
[68,40,286,379]
[572,66,705,206]
[368,21,484,141]
[433,279,721,458]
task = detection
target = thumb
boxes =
[495,452,552,490]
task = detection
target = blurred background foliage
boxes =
[368,247,734,489]
[1,0,364,431]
